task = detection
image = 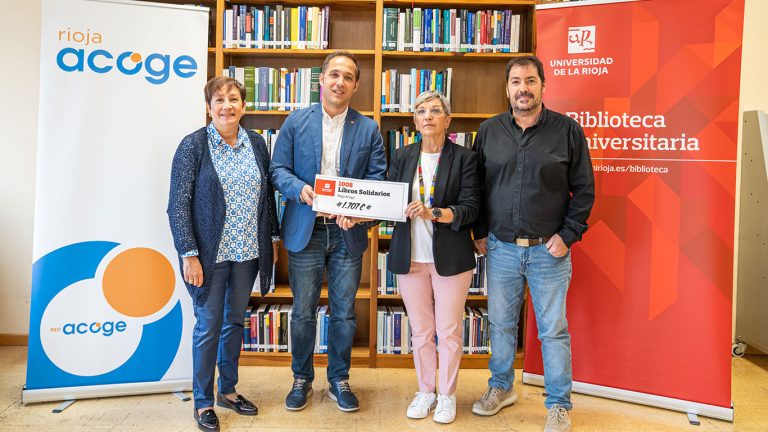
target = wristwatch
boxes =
[431,207,443,221]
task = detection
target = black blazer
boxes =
[386,139,481,276]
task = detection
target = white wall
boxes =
[0,0,41,335]
[1,0,767,337]
[740,0,768,113]
[733,0,768,341]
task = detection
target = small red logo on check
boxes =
[315,179,337,196]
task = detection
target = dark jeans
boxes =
[192,259,258,409]
[288,222,362,383]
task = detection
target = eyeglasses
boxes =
[414,107,446,118]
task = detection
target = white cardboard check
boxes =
[312,175,409,222]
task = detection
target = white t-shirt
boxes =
[410,151,440,263]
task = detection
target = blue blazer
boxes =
[167,127,280,307]
[271,104,387,256]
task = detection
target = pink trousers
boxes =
[397,262,472,395]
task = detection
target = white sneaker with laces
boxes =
[433,394,457,424]
[406,392,437,419]
[544,404,572,432]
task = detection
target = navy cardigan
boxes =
[167,127,280,306]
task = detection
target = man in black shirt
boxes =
[470,56,594,432]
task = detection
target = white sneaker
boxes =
[433,394,456,424]
[544,404,572,432]
[406,392,436,419]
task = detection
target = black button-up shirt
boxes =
[472,106,595,247]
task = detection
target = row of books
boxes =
[470,254,488,295]
[376,251,399,295]
[224,66,321,111]
[376,252,488,295]
[252,128,280,155]
[381,68,452,113]
[462,307,491,354]
[224,4,330,49]
[377,306,411,354]
[376,306,491,354]
[243,303,290,352]
[244,303,490,355]
[379,221,395,236]
[382,8,522,53]
[242,304,331,354]
[386,127,476,158]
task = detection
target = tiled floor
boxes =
[1,347,765,431]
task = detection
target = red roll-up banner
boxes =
[523,0,743,420]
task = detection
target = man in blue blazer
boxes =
[271,51,386,413]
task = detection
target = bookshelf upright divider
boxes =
[205,0,535,369]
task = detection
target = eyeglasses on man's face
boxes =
[414,107,446,118]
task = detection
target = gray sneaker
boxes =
[544,404,571,432]
[471,386,518,416]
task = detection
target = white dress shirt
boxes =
[320,106,348,176]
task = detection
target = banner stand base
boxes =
[173,391,191,402]
[22,379,192,405]
[687,412,701,425]
[52,399,75,413]
[522,372,733,422]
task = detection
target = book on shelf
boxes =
[469,253,488,295]
[381,68,452,113]
[382,7,520,53]
[315,305,329,354]
[224,4,330,50]
[244,306,253,351]
[225,67,321,112]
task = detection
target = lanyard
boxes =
[418,150,441,208]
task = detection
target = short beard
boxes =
[512,98,541,115]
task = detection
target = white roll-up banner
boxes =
[24,0,208,403]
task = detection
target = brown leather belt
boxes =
[515,236,551,247]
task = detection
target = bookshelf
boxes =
[203,0,535,369]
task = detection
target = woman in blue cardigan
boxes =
[168,77,280,432]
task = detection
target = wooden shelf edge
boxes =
[254,284,372,299]
[220,0,376,6]
[240,346,371,367]
[223,48,376,57]
[381,112,495,119]
[374,350,523,369]
[384,0,534,5]
[245,110,374,116]
[376,294,487,300]
[382,51,534,59]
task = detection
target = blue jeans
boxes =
[486,233,573,410]
[288,222,362,383]
[191,259,258,409]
